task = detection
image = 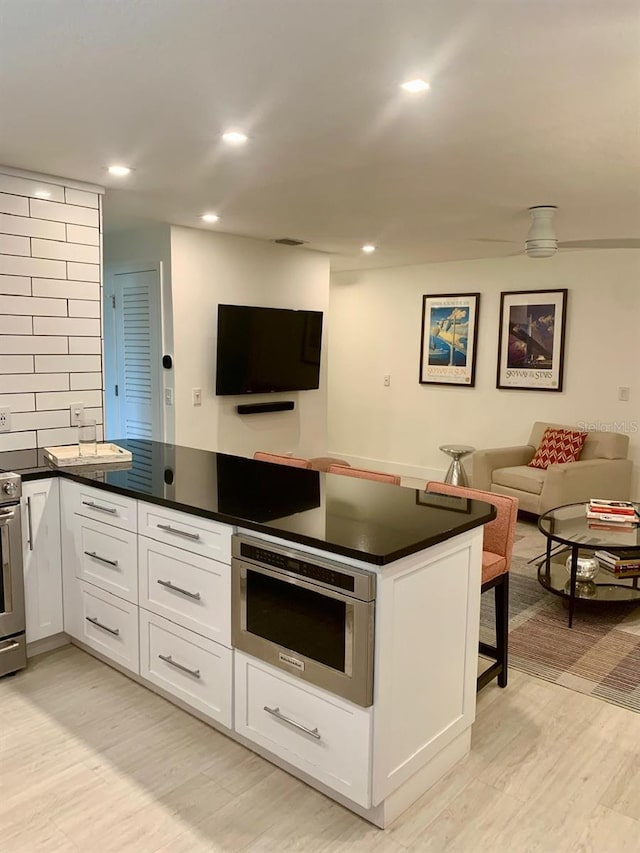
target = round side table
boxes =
[439,445,475,487]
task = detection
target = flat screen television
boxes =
[216,304,323,395]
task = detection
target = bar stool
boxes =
[425,481,518,690]
[253,452,311,469]
[327,464,401,485]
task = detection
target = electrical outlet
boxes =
[164,388,173,406]
[70,403,84,425]
[618,386,630,402]
[192,388,202,406]
[0,407,10,433]
[383,374,391,387]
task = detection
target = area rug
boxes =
[480,555,640,713]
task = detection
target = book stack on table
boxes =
[586,499,639,531]
[594,550,640,578]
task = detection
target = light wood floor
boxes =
[2,521,639,852]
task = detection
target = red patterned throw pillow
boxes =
[528,428,588,470]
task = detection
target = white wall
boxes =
[170,226,330,456]
[0,166,104,451]
[329,250,640,497]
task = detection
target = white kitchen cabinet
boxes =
[21,479,63,643]
[139,536,230,646]
[46,472,486,828]
[235,651,372,808]
[70,482,137,532]
[140,609,232,727]
[75,580,139,674]
[74,516,138,604]
[138,501,231,564]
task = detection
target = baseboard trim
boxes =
[26,633,70,658]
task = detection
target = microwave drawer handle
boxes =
[158,653,201,679]
[86,616,120,636]
[263,705,321,740]
[156,523,201,541]
[82,500,117,515]
[157,578,201,600]
[84,550,119,568]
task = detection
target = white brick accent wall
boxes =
[0,167,104,452]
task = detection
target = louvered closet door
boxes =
[114,269,162,440]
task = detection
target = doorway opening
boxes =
[103,263,166,442]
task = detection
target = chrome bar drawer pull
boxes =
[156,523,201,541]
[82,500,117,515]
[158,653,201,678]
[0,639,20,654]
[26,496,33,550]
[263,706,321,740]
[84,550,119,568]
[86,616,120,636]
[157,578,201,600]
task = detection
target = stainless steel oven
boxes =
[0,472,26,677]
[231,534,375,707]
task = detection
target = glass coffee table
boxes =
[537,502,640,627]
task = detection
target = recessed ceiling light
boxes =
[34,189,51,198]
[107,165,132,177]
[401,79,430,93]
[222,131,248,144]
[201,213,219,223]
[362,244,376,253]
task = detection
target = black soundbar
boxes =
[236,401,295,415]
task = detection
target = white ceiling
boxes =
[1,0,639,270]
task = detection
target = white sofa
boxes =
[471,421,632,516]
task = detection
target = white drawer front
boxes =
[138,502,232,563]
[77,581,139,674]
[76,518,138,604]
[139,537,230,646]
[234,652,371,807]
[140,610,232,728]
[68,482,137,532]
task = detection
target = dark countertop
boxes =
[0,440,495,565]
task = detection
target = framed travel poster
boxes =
[419,293,480,386]
[497,289,568,391]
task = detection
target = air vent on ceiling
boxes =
[273,237,307,246]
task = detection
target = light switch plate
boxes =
[70,403,84,425]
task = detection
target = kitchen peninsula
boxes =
[4,440,494,828]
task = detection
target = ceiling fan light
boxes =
[524,239,558,258]
[525,206,558,258]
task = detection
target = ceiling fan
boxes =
[524,206,640,258]
[474,206,640,259]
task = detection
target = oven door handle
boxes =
[0,508,16,525]
[263,705,321,740]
